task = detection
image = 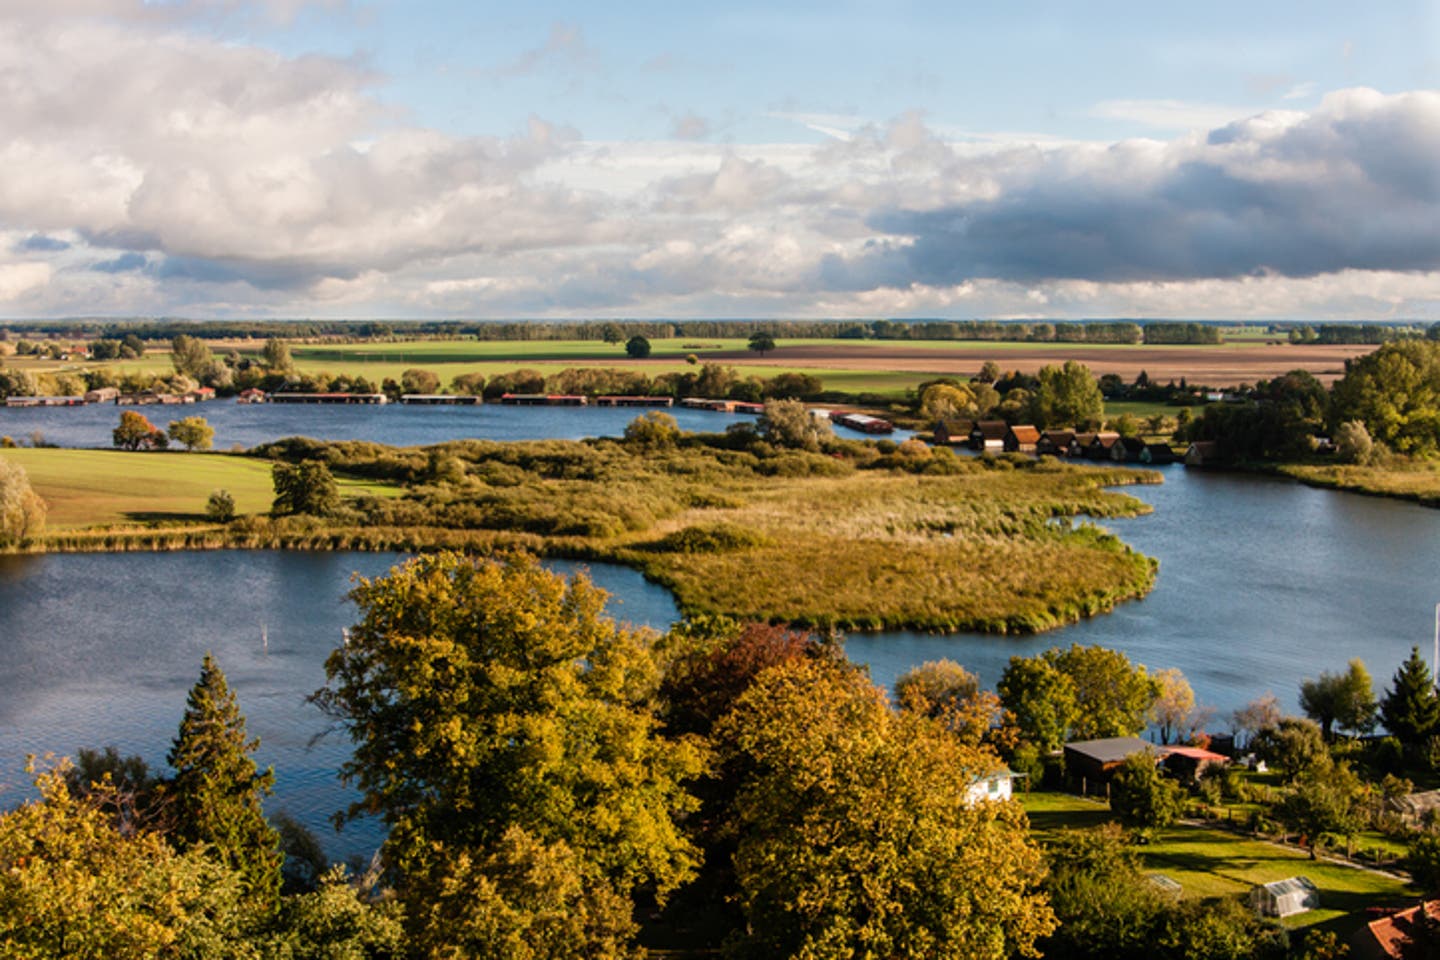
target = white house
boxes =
[965,768,1017,805]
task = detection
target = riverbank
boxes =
[3,440,1161,635]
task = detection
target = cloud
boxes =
[92,251,147,273]
[846,89,1440,287]
[0,262,51,301]
[670,112,710,141]
[495,21,596,79]
[1090,98,1262,132]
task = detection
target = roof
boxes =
[1008,425,1041,443]
[1361,901,1440,959]
[1390,789,1440,815]
[1089,431,1121,448]
[973,420,1008,439]
[1040,430,1075,443]
[1257,876,1318,897]
[1064,736,1153,765]
[1162,745,1228,762]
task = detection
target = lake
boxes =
[1,412,1437,862]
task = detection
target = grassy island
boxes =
[2,427,1160,634]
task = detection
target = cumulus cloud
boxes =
[848,89,1440,287]
[0,2,1435,320]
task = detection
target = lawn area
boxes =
[1,448,400,527]
[1020,791,1415,935]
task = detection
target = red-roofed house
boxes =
[1352,901,1440,959]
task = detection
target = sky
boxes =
[0,1,1437,321]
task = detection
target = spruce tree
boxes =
[1380,647,1440,750]
[167,653,282,908]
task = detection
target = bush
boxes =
[655,523,771,553]
[205,489,237,523]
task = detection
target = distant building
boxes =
[1036,430,1076,457]
[1003,425,1040,453]
[934,419,974,445]
[1250,876,1319,918]
[1185,441,1221,467]
[1141,443,1177,465]
[969,420,1008,451]
[84,387,120,404]
[1084,432,1121,460]
[964,768,1018,806]
[1352,900,1440,959]
[1385,789,1440,828]
[1063,737,1154,795]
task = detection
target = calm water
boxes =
[2,407,1437,861]
[0,401,907,448]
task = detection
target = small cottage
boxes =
[1003,425,1041,453]
[1037,430,1076,457]
[968,420,1008,451]
[934,419,974,445]
[1185,441,1221,466]
[964,768,1018,806]
[1250,876,1319,918]
[1063,736,1155,795]
[1384,789,1440,828]
[1352,900,1440,959]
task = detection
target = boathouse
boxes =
[934,419,974,445]
[84,387,120,404]
[1036,430,1075,457]
[1003,424,1040,453]
[969,420,1008,451]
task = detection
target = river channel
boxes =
[1,408,1438,862]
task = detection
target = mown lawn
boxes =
[1021,791,1415,935]
[1,448,400,527]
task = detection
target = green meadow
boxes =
[1,448,400,528]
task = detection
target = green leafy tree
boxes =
[400,368,441,394]
[167,654,282,908]
[1252,717,1327,782]
[112,410,165,450]
[167,416,214,452]
[625,335,651,359]
[600,322,624,345]
[976,360,1002,383]
[270,461,339,517]
[747,331,776,356]
[1041,823,1167,960]
[1331,339,1440,455]
[622,411,681,449]
[312,552,704,955]
[1381,647,1440,749]
[261,866,405,958]
[998,655,1077,753]
[1047,644,1159,741]
[206,489,237,523]
[0,762,250,959]
[170,334,214,379]
[1274,757,1366,858]
[260,338,293,373]
[1299,659,1376,740]
[757,397,832,451]
[1027,360,1104,429]
[718,657,1056,960]
[449,371,487,396]
[0,455,46,546]
[1109,751,1184,830]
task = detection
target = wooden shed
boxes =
[1004,425,1041,453]
[933,419,974,445]
[969,420,1008,451]
[1185,441,1220,466]
[1063,736,1154,795]
[1037,430,1076,457]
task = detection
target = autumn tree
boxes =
[166,654,282,909]
[717,657,1055,959]
[1231,693,1282,749]
[1381,647,1440,750]
[167,416,214,452]
[270,461,339,517]
[0,455,45,546]
[313,552,703,956]
[0,762,250,958]
[896,659,1001,746]
[1149,667,1196,745]
[112,410,165,450]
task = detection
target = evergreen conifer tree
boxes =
[167,653,282,909]
[1380,647,1440,750]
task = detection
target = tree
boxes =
[170,334,214,379]
[718,657,1055,959]
[1047,644,1159,741]
[0,762,250,959]
[896,660,999,746]
[1149,667,1196,745]
[260,338,293,373]
[600,323,624,345]
[206,489,236,523]
[400,368,440,394]
[757,397,832,451]
[1334,420,1375,464]
[1252,717,1327,781]
[1381,647,1440,749]
[312,552,703,954]
[1109,751,1183,830]
[747,331,776,356]
[625,335,651,359]
[1232,693,1282,749]
[112,410,165,450]
[1299,659,1376,740]
[1041,823,1168,960]
[166,653,282,908]
[0,456,45,546]
[622,410,681,449]
[1331,340,1440,455]
[920,382,978,422]
[1027,360,1104,429]
[450,371,487,396]
[998,655,1077,753]
[167,416,214,452]
[270,461,339,517]
[976,360,1002,383]
[1274,756,1366,858]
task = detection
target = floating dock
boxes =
[595,396,674,407]
[3,396,85,408]
[269,392,388,405]
[830,411,894,434]
[500,393,588,406]
[399,394,482,405]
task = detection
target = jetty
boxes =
[400,394,482,405]
[3,396,85,408]
[500,393,588,406]
[595,396,674,407]
[269,392,388,405]
[830,411,893,434]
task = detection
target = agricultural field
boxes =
[0,448,400,528]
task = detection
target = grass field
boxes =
[1280,460,1440,507]
[0,448,400,527]
[1021,791,1414,934]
